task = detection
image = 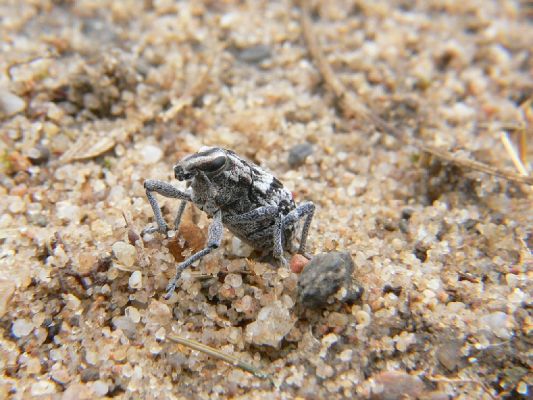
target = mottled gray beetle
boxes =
[144,147,315,298]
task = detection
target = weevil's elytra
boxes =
[144,147,315,298]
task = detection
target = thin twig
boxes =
[298,0,533,185]
[427,374,497,400]
[519,98,532,165]
[167,333,270,380]
[500,132,529,176]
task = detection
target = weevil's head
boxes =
[173,147,228,181]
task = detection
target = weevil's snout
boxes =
[174,164,194,181]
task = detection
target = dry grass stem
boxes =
[167,334,270,380]
[500,131,529,176]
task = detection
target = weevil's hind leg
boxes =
[164,209,223,299]
[143,179,192,235]
[282,202,315,257]
[272,213,288,268]
[224,205,278,225]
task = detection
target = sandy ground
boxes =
[0,0,531,399]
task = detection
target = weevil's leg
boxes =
[173,199,188,231]
[272,213,288,267]
[164,209,223,299]
[143,179,192,235]
[224,205,278,225]
[282,202,315,256]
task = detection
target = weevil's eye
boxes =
[198,155,226,173]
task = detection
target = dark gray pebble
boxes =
[297,251,363,309]
[288,142,313,168]
[237,44,271,64]
[28,145,50,165]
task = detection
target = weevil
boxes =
[144,147,315,298]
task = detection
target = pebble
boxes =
[112,241,137,267]
[27,145,50,165]
[30,380,56,396]
[231,237,253,257]
[112,316,137,338]
[236,44,272,63]
[354,309,371,328]
[370,371,426,400]
[480,311,511,339]
[244,300,294,347]
[129,271,142,289]
[125,306,141,323]
[76,251,97,276]
[297,252,363,309]
[80,367,100,382]
[55,201,81,223]
[91,380,109,396]
[290,253,309,273]
[0,89,26,117]
[0,279,15,318]
[12,319,34,338]
[288,142,314,168]
[224,273,243,288]
[437,339,463,371]
[140,145,163,164]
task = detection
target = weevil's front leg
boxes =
[143,179,191,235]
[164,209,223,299]
[282,201,315,256]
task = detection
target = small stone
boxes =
[354,309,371,328]
[51,366,71,384]
[8,196,26,213]
[112,241,137,267]
[338,349,353,362]
[155,327,166,341]
[27,145,50,165]
[480,311,511,339]
[231,237,253,257]
[140,145,163,164]
[76,251,97,275]
[80,367,100,382]
[245,300,295,347]
[62,383,95,400]
[125,306,141,323]
[12,319,34,338]
[290,253,309,273]
[129,271,142,289]
[91,380,108,396]
[147,300,172,324]
[297,252,362,309]
[236,44,271,63]
[128,229,140,245]
[30,380,57,396]
[56,202,81,223]
[288,143,314,168]
[0,89,26,117]
[91,220,113,237]
[437,339,464,371]
[370,371,426,400]
[225,273,243,288]
[112,316,136,338]
[0,280,15,318]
